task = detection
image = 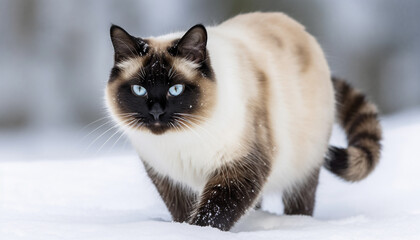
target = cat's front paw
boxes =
[189,208,235,231]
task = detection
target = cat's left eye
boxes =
[168,84,185,97]
[131,85,147,97]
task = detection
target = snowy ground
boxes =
[1,109,420,239]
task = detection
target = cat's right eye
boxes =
[131,85,147,97]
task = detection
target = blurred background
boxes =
[0,0,419,158]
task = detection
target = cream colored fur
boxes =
[108,12,335,195]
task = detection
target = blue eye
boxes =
[131,85,147,96]
[168,84,184,97]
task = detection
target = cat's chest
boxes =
[128,132,223,192]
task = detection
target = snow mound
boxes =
[1,109,420,239]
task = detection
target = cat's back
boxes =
[216,12,307,51]
[219,11,305,34]
[213,12,325,73]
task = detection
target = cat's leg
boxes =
[282,167,320,216]
[189,146,271,231]
[143,162,197,222]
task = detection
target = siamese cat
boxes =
[105,12,382,231]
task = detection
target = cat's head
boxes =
[105,24,216,135]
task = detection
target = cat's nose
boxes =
[149,103,165,121]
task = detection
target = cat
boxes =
[105,12,382,231]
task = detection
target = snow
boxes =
[142,43,149,54]
[1,109,420,239]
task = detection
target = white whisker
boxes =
[173,114,217,143]
[109,130,127,152]
[85,118,133,152]
[97,118,137,153]
[173,116,207,142]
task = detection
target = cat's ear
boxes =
[110,25,147,62]
[174,24,207,63]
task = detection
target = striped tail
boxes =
[324,77,382,182]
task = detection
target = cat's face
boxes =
[106,25,216,135]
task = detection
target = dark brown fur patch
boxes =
[348,131,381,146]
[185,55,274,230]
[143,162,197,222]
[342,94,366,126]
[325,77,382,181]
[283,168,320,216]
[189,141,271,231]
[255,70,275,152]
[109,66,121,83]
[347,112,378,135]
[295,44,311,72]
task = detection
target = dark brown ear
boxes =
[110,25,148,62]
[174,24,207,63]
